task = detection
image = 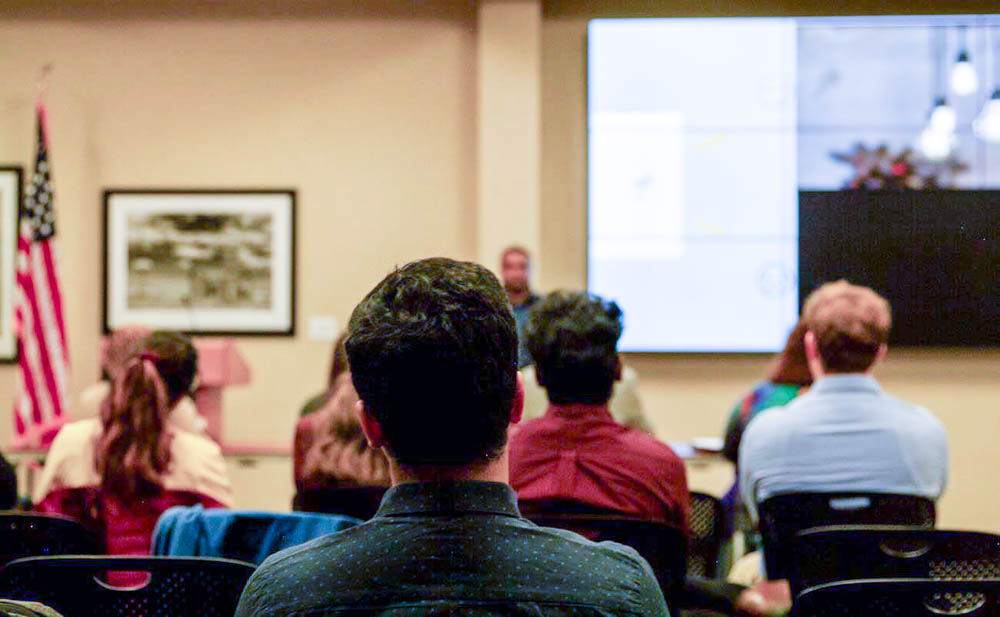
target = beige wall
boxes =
[0,2,996,528]
[0,13,478,451]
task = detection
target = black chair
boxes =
[0,513,101,567]
[525,511,687,615]
[796,579,1000,617]
[292,485,387,520]
[0,556,256,617]
[688,492,726,578]
[758,492,935,580]
[793,526,1000,597]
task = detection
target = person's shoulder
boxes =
[617,427,683,465]
[43,419,100,471]
[513,414,551,433]
[880,392,946,434]
[170,429,224,460]
[508,415,555,445]
[50,418,101,449]
[236,525,373,617]
[531,521,651,562]
[250,520,376,580]
[523,521,667,608]
[741,396,800,447]
[507,416,552,463]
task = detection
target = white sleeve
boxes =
[33,421,96,504]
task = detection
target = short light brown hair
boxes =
[802,280,891,373]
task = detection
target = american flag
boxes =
[13,104,69,448]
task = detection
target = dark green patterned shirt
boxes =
[236,481,668,617]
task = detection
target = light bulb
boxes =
[950,52,978,96]
[917,127,955,161]
[929,98,957,133]
[973,90,1000,143]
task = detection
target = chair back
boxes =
[292,485,387,520]
[152,506,359,564]
[525,511,686,615]
[793,526,1000,596]
[758,492,935,579]
[796,579,1000,617]
[0,513,101,567]
[0,556,255,617]
[688,491,726,578]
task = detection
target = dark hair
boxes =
[765,319,813,386]
[95,331,198,499]
[802,280,892,373]
[526,291,623,405]
[346,257,518,467]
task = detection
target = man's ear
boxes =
[613,354,623,382]
[804,330,825,380]
[356,400,386,449]
[510,372,525,425]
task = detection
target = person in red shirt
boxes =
[509,291,689,531]
[35,331,232,558]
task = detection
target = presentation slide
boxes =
[588,19,800,352]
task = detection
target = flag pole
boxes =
[14,67,69,449]
[36,64,52,105]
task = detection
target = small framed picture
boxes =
[0,167,22,361]
[103,190,296,336]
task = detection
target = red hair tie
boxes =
[138,352,160,363]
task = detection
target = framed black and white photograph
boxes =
[103,190,295,335]
[0,167,22,361]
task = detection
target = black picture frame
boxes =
[0,166,22,362]
[102,189,296,336]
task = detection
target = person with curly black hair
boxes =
[509,291,689,530]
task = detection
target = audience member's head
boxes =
[765,318,813,387]
[500,245,531,299]
[327,332,350,389]
[97,331,198,498]
[346,257,519,470]
[526,291,623,405]
[802,280,891,374]
[303,371,391,489]
[102,325,153,381]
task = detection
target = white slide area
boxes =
[587,18,800,351]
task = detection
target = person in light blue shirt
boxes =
[739,280,948,521]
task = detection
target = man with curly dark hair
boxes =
[509,291,689,531]
[237,259,669,617]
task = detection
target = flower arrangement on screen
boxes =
[831,143,968,189]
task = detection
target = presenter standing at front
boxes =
[500,246,540,368]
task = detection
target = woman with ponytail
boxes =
[34,331,232,556]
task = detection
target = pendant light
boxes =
[974,28,1000,142]
[918,28,956,160]
[951,27,979,96]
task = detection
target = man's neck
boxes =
[389,451,510,485]
[507,290,531,307]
